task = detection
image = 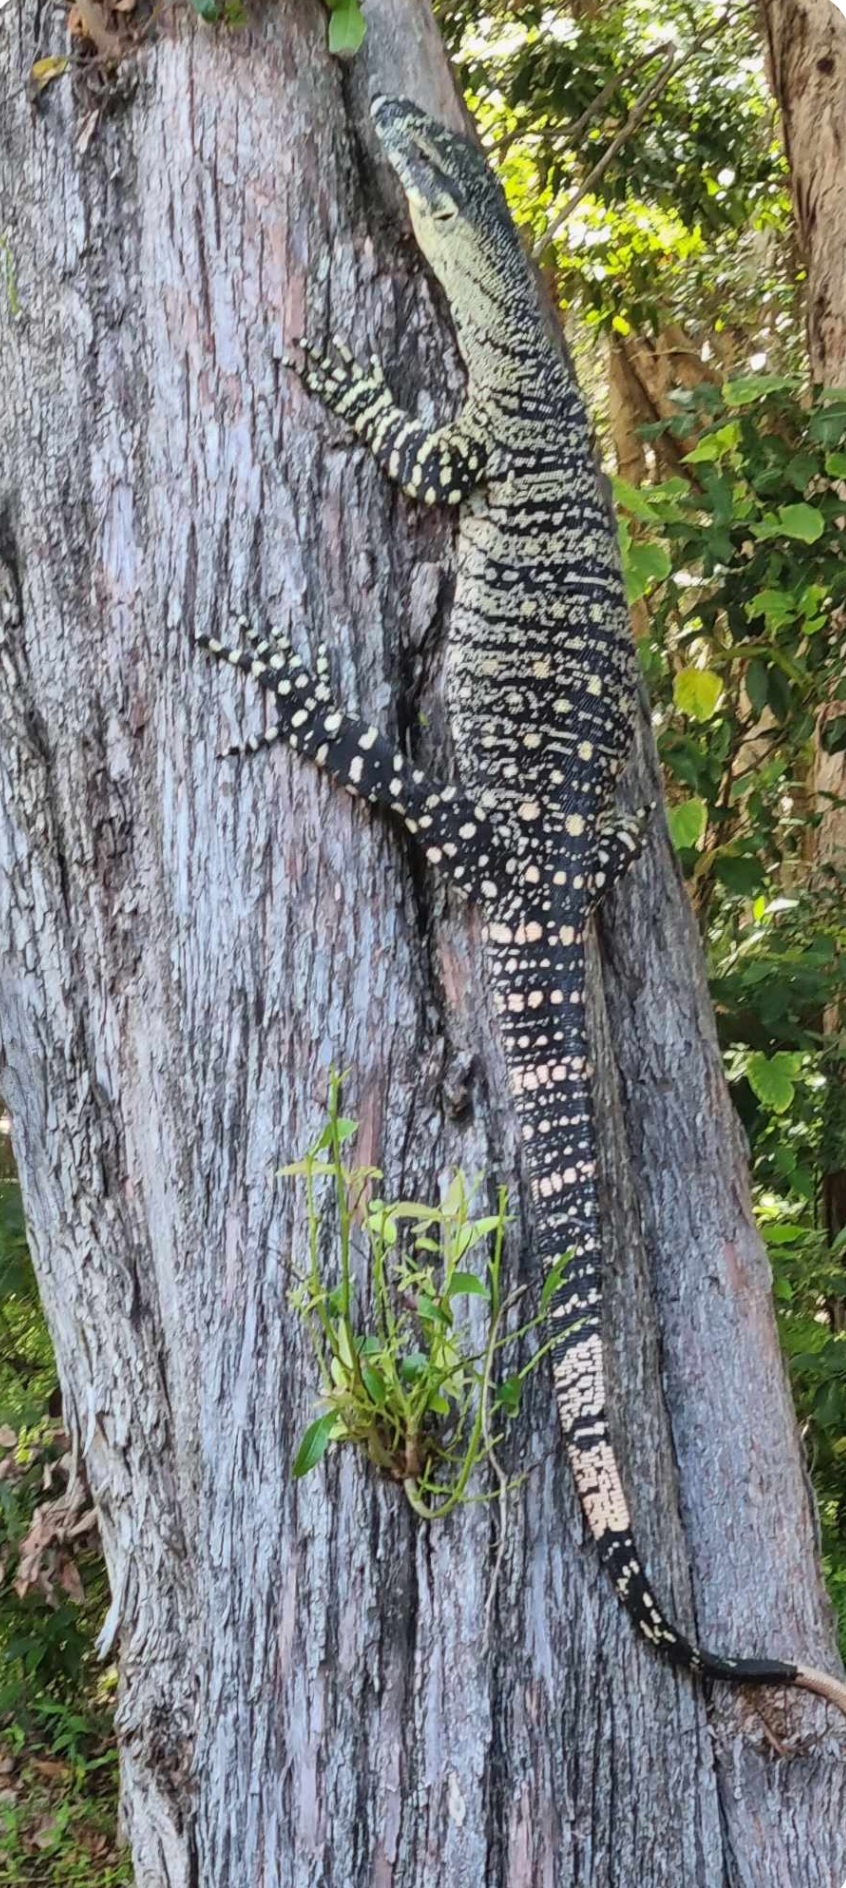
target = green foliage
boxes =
[616,379,846,906]
[284,1073,561,1518]
[763,1214,846,1645]
[445,0,793,345]
[0,1164,127,1883]
[0,1756,130,1887]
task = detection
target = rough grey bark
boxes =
[0,5,844,1884]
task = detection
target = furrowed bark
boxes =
[0,4,844,1883]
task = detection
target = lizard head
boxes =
[370,96,534,352]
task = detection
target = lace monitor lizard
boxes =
[199,95,846,1718]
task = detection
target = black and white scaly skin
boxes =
[199,97,846,1715]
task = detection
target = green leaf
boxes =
[361,1367,386,1407]
[785,452,819,490]
[745,657,769,717]
[445,1271,490,1299]
[292,1412,338,1478]
[495,1376,522,1417]
[682,421,740,462]
[822,715,846,756]
[417,1292,446,1324]
[337,1321,355,1368]
[327,0,366,56]
[713,851,766,895]
[612,477,661,524]
[766,666,793,722]
[746,1051,800,1114]
[623,539,671,603]
[399,1351,428,1382]
[809,405,846,444]
[722,373,796,406]
[442,1172,467,1218]
[825,451,846,477]
[673,667,723,722]
[667,796,707,851]
[776,503,824,543]
[746,589,796,626]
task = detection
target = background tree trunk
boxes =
[761,0,846,388]
[1,5,844,1883]
[761,0,846,1242]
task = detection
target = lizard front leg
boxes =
[287,335,487,504]
[198,620,508,903]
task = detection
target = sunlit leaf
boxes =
[667,796,707,851]
[776,503,824,543]
[673,667,723,722]
[29,55,69,91]
[327,0,366,57]
[746,1051,800,1114]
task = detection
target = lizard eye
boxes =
[432,206,458,223]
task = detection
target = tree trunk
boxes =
[761,0,846,387]
[761,0,846,1237]
[1,6,844,1883]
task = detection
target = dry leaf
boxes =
[59,1557,85,1604]
[31,1758,70,1780]
[72,0,121,53]
[33,1815,62,1850]
[13,1475,92,1602]
[68,1506,99,1537]
[0,1425,16,1448]
[29,56,69,94]
[76,110,100,156]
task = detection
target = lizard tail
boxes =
[547,1217,800,1688]
[495,931,846,1712]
